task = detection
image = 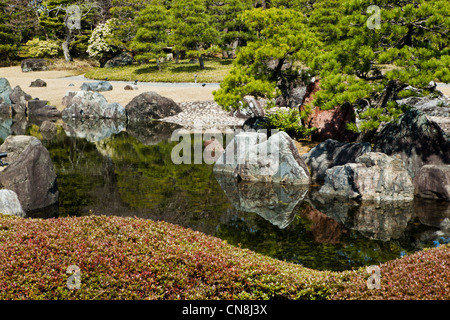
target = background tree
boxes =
[171,0,220,70]
[213,7,320,111]
[0,1,19,65]
[131,1,172,71]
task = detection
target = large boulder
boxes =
[21,59,49,72]
[62,91,126,120]
[125,91,182,121]
[373,109,450,179]
[214,132,267,173]
[235,131,311,185]
[301,139,372,181]
[9,86,32,115]
[413,165,450,201]
[0,78,12,106]
[396,90,450,118]
[104,52,134,68]
[80,81,113,92]
[0,189,26,218]
[0,136,59,212]
[319,152,414,201]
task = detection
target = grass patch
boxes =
[84,58,233,83]
[0,214,448,300]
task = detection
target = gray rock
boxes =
[301,139,372,181]
[9,86,32,115]
[28,99,61,118]
[125,91,182,121]
[124,85,138,90]
[81,81,113,92]
[0,78,12,106]
[373,109,450,179]
[413,165,450,201]
[235,131,311,185]
[230,96,266,119]
[104,52,134,68]
[39,120,57,140]
[0,135,59,212]
[396,91,450,118]
[62,91,126,120]
[30,79,47,88]
[21,59,49,72]
[0,189,26,218]
[319,152,414,201]
[214,132,268,173]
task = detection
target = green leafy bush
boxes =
[265,108,316,139]
[25,38,62,58]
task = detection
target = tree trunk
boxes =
[62,27,73,62]
[199,54,205,70]
[175,50,180,64]
[157,57,162,71]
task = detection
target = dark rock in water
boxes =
[319,152,414,201]
[373,109,450,179]
[126,121,180,146]
[301,139,371,181]
[104,52,134,68]
[0,135,59,212]
[125,91,182,121]
[39,120,57,140]
[28,99,61,118]
[62,91,126,120]
[21,58,49,72]
[413,165,450,201]
[81,81,113,92]
[30,79,47,87]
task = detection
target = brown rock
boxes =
[125,91,182,121]
[0,135,59,211]
[413,165,450,201]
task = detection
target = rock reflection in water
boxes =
[214,172,308,229]
[63,118,126,142]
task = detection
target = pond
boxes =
[2,116,450,272]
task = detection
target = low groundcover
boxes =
[0,214,448,300]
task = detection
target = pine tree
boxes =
[171,0,220,69]
[0,1,18,64]
[131,1,172,70]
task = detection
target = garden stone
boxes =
[301,139,372,181]
[39,120,57,140]
[80,80,113,92]
[230,96,266,119]
[319,152,415,201]
[0,189,25,218]
[28,99,61,118]
[30,79,47,87]
[214,132,267,174]
[235,131,311,185]
[9,86,32,115]
[0,135,59,212]
[373,109,450,179]
[104,52,134,68]
[21,59,49,72]
[125,91,182,121]
[0,78,12,106]
[62,91,126,120]
[413,165,450,201]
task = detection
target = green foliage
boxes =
[213,7,320,111]
[265,108,317,139]
[87,18,120,65]
[0,0,19,64]
[25,38,62,58]
[130,1,171,67]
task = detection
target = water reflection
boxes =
[1,115,449,271]
[214,172,309,229]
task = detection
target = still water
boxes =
[2,116,450,271]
